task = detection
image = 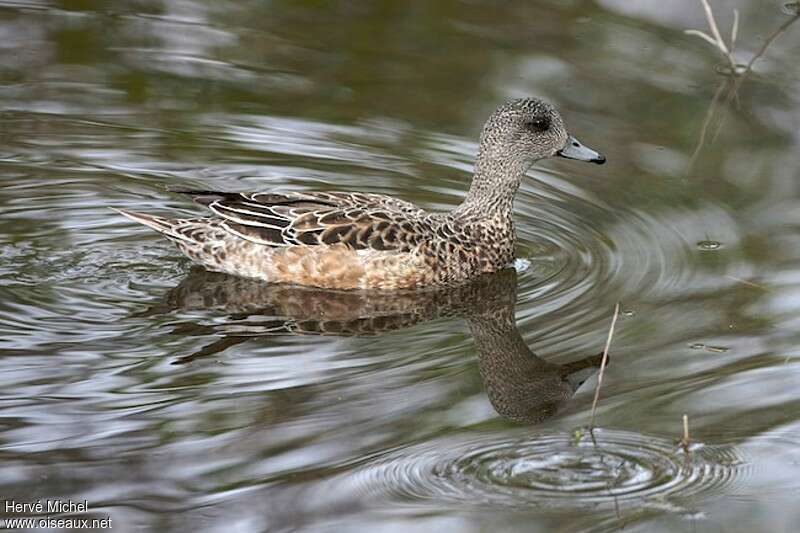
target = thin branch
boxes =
[724,274,768,291]
[686,0,738,71]
[699,0,729,54]
[684,29,719,48]
[712,9,800,135]
[589,302,620,429]
[741,9,800,75]
[680,414,691,453]
[688,78,729,170]
[688,5,800,167]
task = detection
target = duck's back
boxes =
[117,189,514,289]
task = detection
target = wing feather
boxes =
[208,202,290,230]
[172,188,429,251]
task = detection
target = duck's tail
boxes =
[111,208,199,243]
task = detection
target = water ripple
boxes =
[342,428,743,511]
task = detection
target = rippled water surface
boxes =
[2,1,800,531]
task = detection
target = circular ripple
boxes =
[501,171,745,357]
[346,428,743,509]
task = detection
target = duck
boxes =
[116,97,605,290]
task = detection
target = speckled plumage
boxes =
[116,97,604,289]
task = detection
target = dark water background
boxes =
[2,1,800,531]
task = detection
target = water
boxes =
[1,1,800,531]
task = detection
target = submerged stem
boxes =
[589,302,620,429]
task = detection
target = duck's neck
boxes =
[454,152,530,219]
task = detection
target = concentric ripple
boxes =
[515,174,743,303]
[342,428,744,510]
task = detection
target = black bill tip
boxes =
[558,135,606,165]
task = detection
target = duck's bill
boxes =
[558,135,606,165]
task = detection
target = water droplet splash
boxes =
[339,429,743,511]
[697,240,722,251]
[715,63,748,77]
[704,345,730,353]
[512,258,531,273]
[689,343,730,353]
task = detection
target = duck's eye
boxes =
[526,117,550,132]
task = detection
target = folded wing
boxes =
[172,189,432,252]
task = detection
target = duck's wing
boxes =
[303,191,427,216]
[173,188,425,215]
[171,189,432,250]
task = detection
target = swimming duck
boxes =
[116,97,605,289]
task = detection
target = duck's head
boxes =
[478,97,605,168]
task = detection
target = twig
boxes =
[724,274,768,291]
[688,79,728,169]
[681,414,691,449]
[688,6,800,166]
[712,9,800,136]
[589,302,620,429]
[700,0,729,54]
[683,414,689,446]
[739,9,800,78]
[684,29,721,49]
[684,0,739,71]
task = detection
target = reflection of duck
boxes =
[155,267,604,424]
[466,287,603,423]
[116,98,604,290]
